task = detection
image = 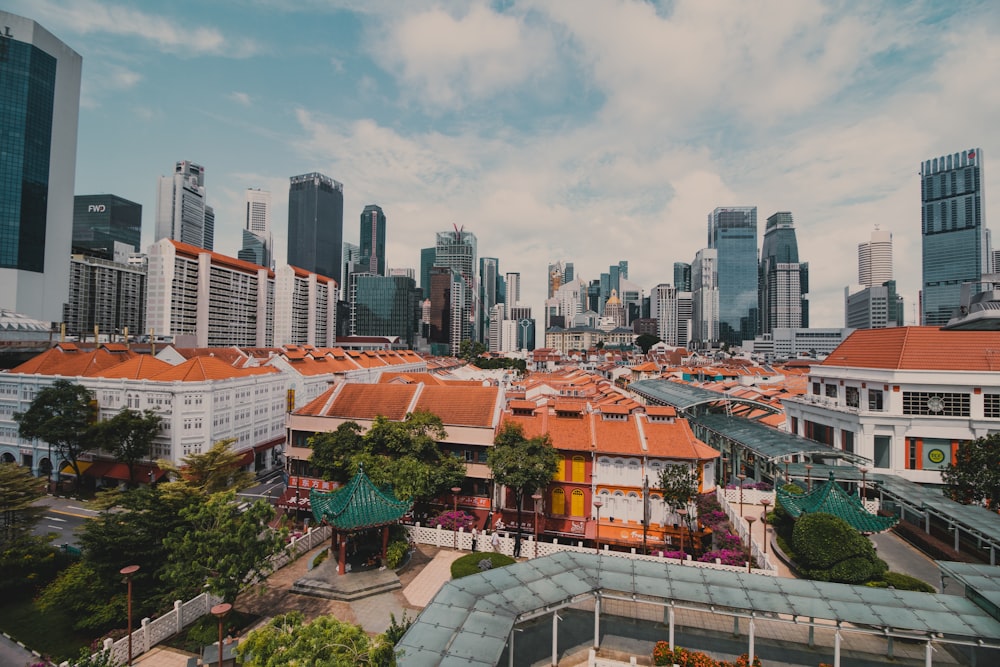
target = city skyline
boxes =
[6,0,1000,329]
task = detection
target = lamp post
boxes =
[737,474,747,515]
[784,457,790,485]
[120,565,139,666]
[531,492,542,558]
[759,498,771,556]
[451,486,461,550]
[805,464,813,491]
[211,602,232,667]
[746,516,757,568]
[676,508,688,554]
[858,467,868,503]
[722,454,729,487]
[593,499,603,553]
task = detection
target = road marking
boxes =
[68,505,98,514]
[48,525,65,530]
[46,516,67,522]
[50,509,93,519]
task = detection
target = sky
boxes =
[10,0,1000,329]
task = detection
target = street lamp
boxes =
[593,499,603,553]
[746,515,757,568]
[211,602,232,667]
[531,492,542,558]
[737,474,747,515]
[451,486,462,550]
[858,467,868,503]
[759,498,771,556]
[722,454,729,486]
[805,464,813,491]
[120,565,139,666]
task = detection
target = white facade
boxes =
[156,161,209,250]
[691,248,719,345]
[273,265,336,348]
[858,228,893,288]
[505,272,521,311]
[0,13,82,323]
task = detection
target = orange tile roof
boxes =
[379,372,446,385]
[642,418,719,460]
[325,384,417,420]
[296,386,338,416]
[413,386,499,427]
[645,405,677,418]
[822,327,1000,371]
[151,356,278,382]
[11,345,137,377]
[170,239,275,277]
[171,348,251,367]
[598,404,632,415]
[94,355,174,379]
[552,400,585,414]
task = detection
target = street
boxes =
[237,469,287,507]
[31,495,98,548]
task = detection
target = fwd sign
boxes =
[88,204,107,213]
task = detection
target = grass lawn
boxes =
[0,594,92,663]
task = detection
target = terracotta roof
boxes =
[94,355,174,380]
[11,345,137,377]
[645,405,677,418]
[508,399,539,412]
[151,356,278,382]
[642,418,719,460]
[379,372,446,385]
[413,386,500,427]
[171,347,250,367]
[295,386,338,416]
[822,327,1000,371]
[552,400,585,414]
[326,384,417,420]
[169,239,274,277]
[597,404,632,415]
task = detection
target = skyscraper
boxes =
[479,257,500,344]
[921,148,986,326]
[238,188,272,268]
[759,212,808,335]
[349,273,419,347]
[156,161,212,250]
[360,204,386,276]
[287,172,343,282]
[708,207,758,346]
[504,272,521,309]
[73,195,141,261]
[0,12,82,322]
[434,229,477,345]
[673,262,691,292]
[691,248,719,346]
[858,227,893,288]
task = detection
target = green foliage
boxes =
[0,462,46,546]
[71,644,124,667]
[309,422,363,483]
[942,434,1000,509]
[773,482,804,531]
[158,439,255,494]
[15,379,97,491]
[0,533,67,594]
[38,560,124,632]
[458,339,487,362]
[658,464,700,512]
[94,409,162,487]
[635,334,662,354]
[385,539,409,569]
[866,571,936,593]
[236,611,391,667]
[162,490,286,602]
[471,356,526,371]
[451,552,516,578]
[791,513,887,584]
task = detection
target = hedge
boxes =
[791,512,886,584]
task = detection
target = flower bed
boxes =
[653,641,762,666]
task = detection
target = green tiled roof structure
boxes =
[310,469,412,531]
[777,472,898,534]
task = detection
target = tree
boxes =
[488,423,558,557]
[658,464,700,512]
[309,422,364,483]
[458,339,487,362]
[96,409,162,487]
[162,490,286,602]
[15,379,97,491]
[0,462,45,546]
[158,439,255,495]
[236,611,398,667]
[635,333,662,354]
[791,512,887,584]
[942,434,1000,509]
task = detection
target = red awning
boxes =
[82,461,114,478]
[83,461,166,482]
[253,437,284,453]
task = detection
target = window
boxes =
[985,394,1000,419]
[570,489,585,517]
[812,382,820,395]
[845,386,859,408]
[902,392,969,417]
[868,389,884,411]
[551,488,565,515]
[874,435,891,469]
[572,456,585,482]
[556,458,565,481]
[841,430,854,453]
[825,384,838,399]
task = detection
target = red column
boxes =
[338,534,347,575]
[381,526,389,560]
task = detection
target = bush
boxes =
[652,642,762,667]
[429,510,476,531]
[866,571,935,593]
[698,549,749,567]
[791,513,886,584]
[450,552,515,579]
[385,539,409,569]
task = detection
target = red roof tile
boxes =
[413,386,500,426]
[151,356,278,382]
[326,384,417,420]
[822,327,1000,371]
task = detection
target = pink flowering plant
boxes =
[698,548,750,567]
[429,510,476,531]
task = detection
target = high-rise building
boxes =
[238,188,272,268]
[691,247,719,347]
[63,254,146,340]
[845,281,903,329]
[420,247,436,299]
[0,12,82,323]
[359,204,386,276]
[708,207,758,346]
[427,266,463,355]
[479,257,500,344]
[673,262,691,292]
[759,212,808,335]
[858,227,893,288]
[349,273,419,347]
[72,195,141,262]
[921,148,986,326]
[287,172,343,282]
[504,272,521,310]
[342,242,361,301]
[652,284,678,345]
[434,229,478,344]
[156,161,212,250]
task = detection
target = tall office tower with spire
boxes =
[359,204,386,276]
[759,212,808,335]
[238,188,272,267]
[858,227,893,288]
[0,12,82,323]
[156,161,212,250]
[708,207,758,346]
[479,257,501,344]
[434,228,478,345]
[287,172,343,282]
[921,148,986,326]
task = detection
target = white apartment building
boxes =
[782,327,1000,485]
[273,265,337,348]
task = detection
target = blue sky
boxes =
[10,0,1000,328]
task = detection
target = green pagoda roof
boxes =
[776,473,898,534]
[310,468,412,531]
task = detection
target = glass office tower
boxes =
[72,194,141,260]
[359,204,386,276]
[287,172,343,282]
[708,207,758,346]
[921,148,986,326]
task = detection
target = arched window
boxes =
[572,456,585,482]
[571,489,585,517]
[556,458,565,481]
[552,488,565,515]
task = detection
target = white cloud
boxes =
[230,92,253,107]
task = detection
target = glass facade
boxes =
[287,172,343,282]
[72,194,141,260]
[709,207,758,346]
[0,37,55,272]
[921,148,985,326]
[759,212,807,334]
[350,274,419,347]
[359,204,386,276]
